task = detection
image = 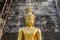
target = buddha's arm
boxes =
[18,30,23,40]
[37,30,42,40]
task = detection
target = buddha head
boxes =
[25,5,35,27]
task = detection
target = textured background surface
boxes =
[1,0,60,40]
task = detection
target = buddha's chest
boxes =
[22,28,38,36]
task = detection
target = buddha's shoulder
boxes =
[33,27,41,32]
[19,27,41,32]
[19,27,26,32]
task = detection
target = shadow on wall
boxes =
[1,32,18,40]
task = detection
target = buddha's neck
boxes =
[26,25,33,28]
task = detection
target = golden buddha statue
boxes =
[18,4,42,40]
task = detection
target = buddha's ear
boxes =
[34,16,35,19]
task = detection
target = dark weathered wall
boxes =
[1,0,59,40]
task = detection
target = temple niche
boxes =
[1,0,58,40]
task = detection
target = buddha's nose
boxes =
[29,20,31,23]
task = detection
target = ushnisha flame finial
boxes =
[27,3,32,13]
[25,3,35,19]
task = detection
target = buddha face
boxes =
[25,17,34,27]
